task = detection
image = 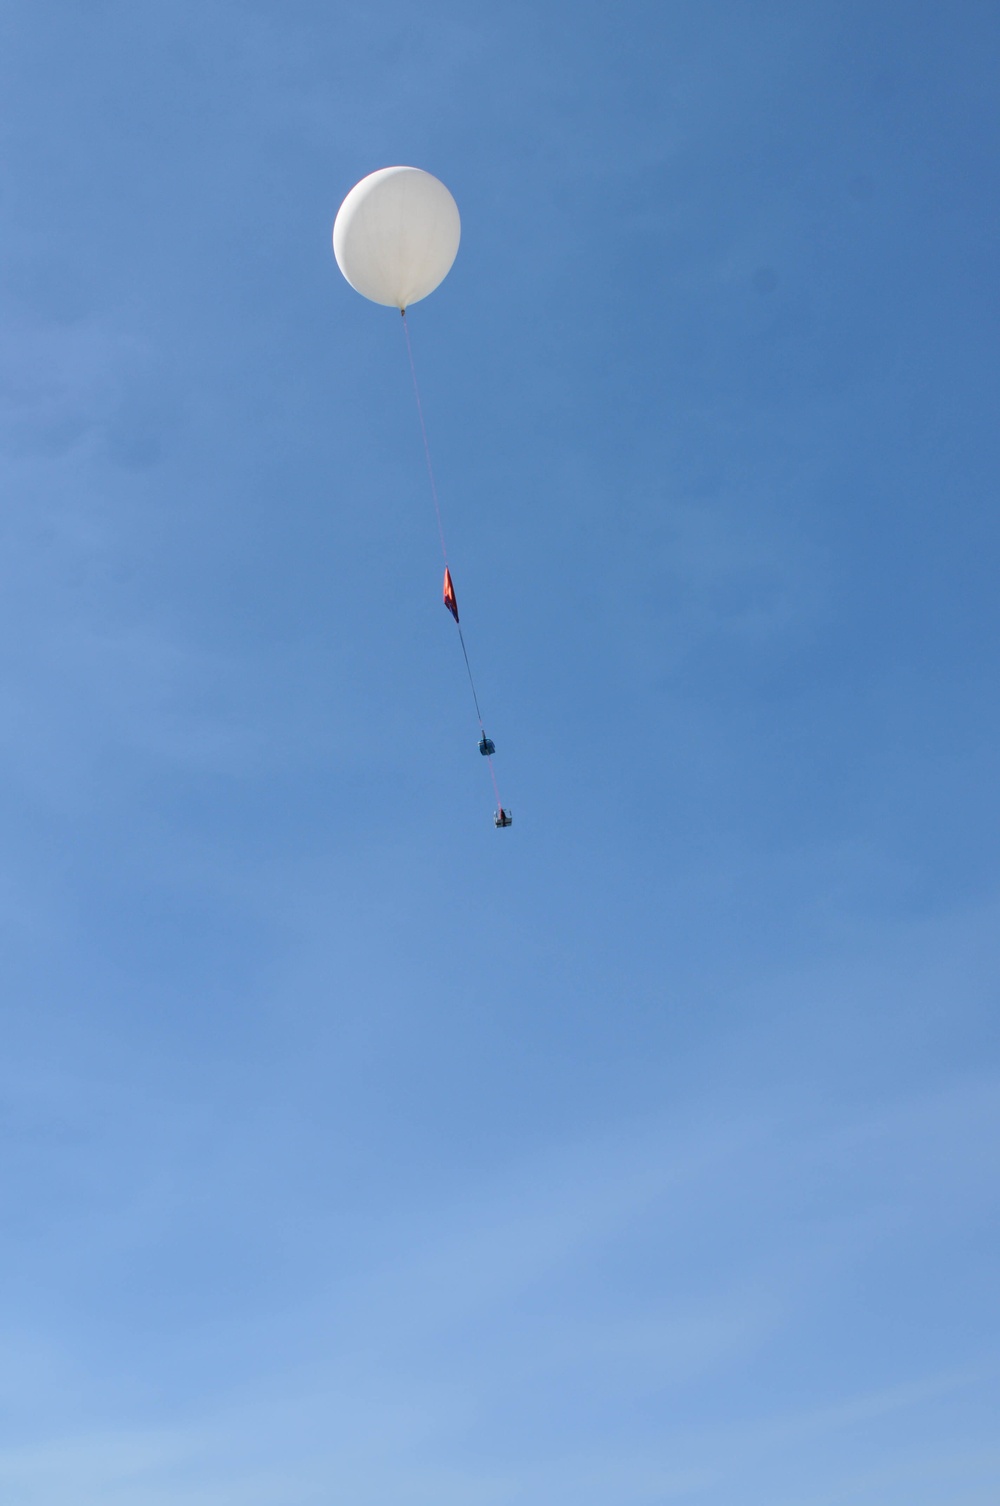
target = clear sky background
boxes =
[1,3,999,1503]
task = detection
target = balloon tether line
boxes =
[401,309,503,813]
[401,309,449,568]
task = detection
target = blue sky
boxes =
[1,2,999,1502]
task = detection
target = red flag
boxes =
[443,567,459,623]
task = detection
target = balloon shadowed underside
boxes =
[333,166,461,310]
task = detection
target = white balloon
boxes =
[333,167,461,310]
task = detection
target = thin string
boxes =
[401,309,504,814]
[456,624,484,728]
[401,311,449,568]
[459,624,501,808]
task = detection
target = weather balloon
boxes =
[332,167,511,828]
[333,166,461,310]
